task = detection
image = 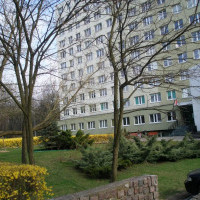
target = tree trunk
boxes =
[21,120,28,164]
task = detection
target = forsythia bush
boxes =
[0,137,41,148]
[90,134,113,144]
[0,162,53,200]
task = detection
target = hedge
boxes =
[0,162,52,200]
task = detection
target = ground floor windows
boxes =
[99,120,107,128]
[123,117,130,126]
[149,113,161,123]
[88,121,95,129]
[167,112,176,121]
[71,123,76,131]
[134,115,145,125]
[79,122,84,130]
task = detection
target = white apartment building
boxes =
[57,0,200,135]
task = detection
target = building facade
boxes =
[57,0,200,135]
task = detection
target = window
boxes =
[68,25,72,32]
[100,102,108,110]
[158,9,167,20]
[64,109,69,116]
[191,31,200,42]
[77,44,81,52]
[96,36,104,45]
[84,28,91,37]
[150,113,161,123]
[59,40,65,47]
[80,106,85,114]
[88,121,95,129]
[72,108,77,115]
[89,91,96,99]
[100,88,107,96]
[189,13,200,24]
[87,65,94,74]
[71,123,76,131]
[182,88,191,98]
[157,0,165,5]
[131,51,140,59]
[178,52,187,63]
[78,68,83,77]
[149,78,160,87]
[88,78,95,86]
[70,71,75,80]
[61,62,66,69]
[124,99,130,107]
[111,86,114,95]
[105,6,111,14]
[72,97,76,103]
[135,96,145,105]
[61,73,67,80]
[176,35,186,47]
[68,36,73,44]
[162,42,170,51]
[129,22,138,31]
[106,18,112,27]
[146,47,155,56]
[97,61,105,70]
[98,75,106,83]
[85,40,92,49]
[194,49,200,59]
[173,4,181,14]
[180,70,189,80]
[60,51,66,58]
[123,117,130,126]
[150,93,161,103]
[95,23,102,32]
[160,25,168,35]
[187,0,199,8]
[130,35,139,45]
[164,57,172,67]
[61,124,67,131]
[77,56,82,64]
[69,60,74,67]
[123,86,129,92]
[76,33,81,41]
[99,120,107,128]
[134,115,145,125]
[167,90,176,100]
[71,83,75,89]
[85,53,92,62]
[94,11,101,20]
[144,30,154,40]
[79,122,84,130]
[167,112,176,121]
[110,72,114,81]
[141,1,151,12]
[84,15,90,24]
[80,93,85,101]
[69,48,73,55]
[165,74,174,83]
[89,104,96,112]
[96,49,104,57]
[76,22,80,29]
[147,62,158,71]
[174,19,183,30]
[143,16,153,26]
[128,7,136,17]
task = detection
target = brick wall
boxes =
[51,175,159,200]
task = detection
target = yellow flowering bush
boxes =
[90,134,114,144]
[0,162,53,200]
[0,137,41,148]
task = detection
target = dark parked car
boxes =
[185,169,200,195]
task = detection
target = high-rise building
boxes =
[57,0,200,135]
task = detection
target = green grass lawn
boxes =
[0,147,200,199]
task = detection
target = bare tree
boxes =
[0,0,97,164]
[104,0,200,181]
